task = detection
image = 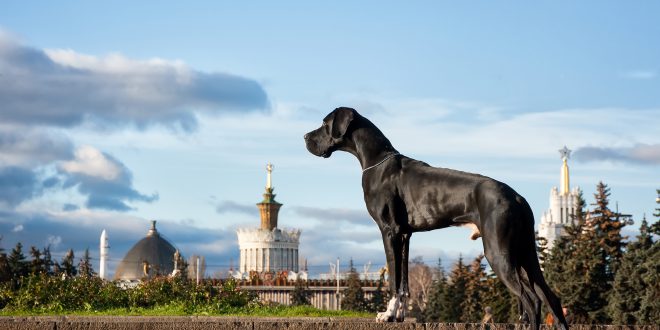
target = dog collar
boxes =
[362,153,400,173]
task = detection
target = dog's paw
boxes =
[375,296,400,323]
[376,311,394,322]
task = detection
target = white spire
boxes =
[266,163,273,189]
[99,229,109,280]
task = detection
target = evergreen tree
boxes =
[481,271,516,323]
[536,233,549,267]
[608,217,653,324]
[367,273,388,313]
[60,249,77,277]
[77,248,95,277]
[42,246,55,275]
[341,259,366,311]
[290,277,311,306]
[444,255,469,322]
[461,255,487,322]
[634,193,660,324]
[29,246,45,275]
[422,258,449,322]
[0,237,9,282]
[8,242,28,285]
[587,181,628,276]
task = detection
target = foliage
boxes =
[341,259,366,312]
[366,274,388,313]
[290,277,311,306]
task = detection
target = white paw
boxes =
[375,297,400,322]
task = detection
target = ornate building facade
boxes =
[538,146,580,249]
[236,164,301,274]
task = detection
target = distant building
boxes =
[236,164,301,274]
[538,146,580,249]
[114,220,181,281]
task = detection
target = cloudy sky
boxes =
[0,1,658,277]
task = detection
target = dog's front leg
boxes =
[395,232,411,322]
[376,229,405,322]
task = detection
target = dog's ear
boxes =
[331,107,355,139]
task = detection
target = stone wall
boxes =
[1,316,657,330]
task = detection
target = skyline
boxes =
[0,1,658,276]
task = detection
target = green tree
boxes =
[367,273,388,313]
[545,182,632,324]
[42,246,55,275]
[341,259,366,311]
[461,255,487,322]
[587,182,629,276]
[29,246,45,275]
[0,237,9,282]
[422,258,449,322]
[608,216,653,324]
[8,242,28,285]
[78,248,95,278]
[481,271,516,323]
[290,277,311,306]
[60,249,77,277]
[444,255,469,322]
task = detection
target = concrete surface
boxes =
[0,316,657,330]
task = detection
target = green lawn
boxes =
[0,304,372,318]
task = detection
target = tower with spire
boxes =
[538,146,581,249]
[236,163,301,274]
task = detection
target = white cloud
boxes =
[60,146,121,181]
[12,224,23,232]
[46,235,62,248]
[0,31,269,131]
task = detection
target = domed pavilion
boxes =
[114,220,181,281]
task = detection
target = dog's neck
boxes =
[342,126,398,171]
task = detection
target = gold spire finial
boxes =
[559,146,571,195]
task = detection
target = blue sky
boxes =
[0,1,658,277]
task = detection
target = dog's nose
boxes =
[304,133,309,140]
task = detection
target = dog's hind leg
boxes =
[523,251,569,330]
[485,252,538,330]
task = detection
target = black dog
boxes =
[304,107,568,329]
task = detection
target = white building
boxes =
[538,146,580,249]
[236,164,301,274]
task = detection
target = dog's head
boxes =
[304,107,355,158]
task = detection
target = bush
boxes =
[0,274,258,314]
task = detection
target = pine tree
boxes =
[77,248,95,277]
[29,246,45,275]
[0,237,9,283]
[461,255,487,322]
[634,192,660,324]
[422,258,448,322]
[587,181,628,276]
[341,259,366,311]
[8,242,28,286]
[444,255,469,322]
[481,271,516,323]
[608,216,653,324]
[42,246,55,275]
[291,277,311,306]
[367,274,388,313]
[61,249,77,277]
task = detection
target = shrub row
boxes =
[0,274,258,314]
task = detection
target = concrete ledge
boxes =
[0,316,656,330]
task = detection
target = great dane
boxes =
[304,107,568,330]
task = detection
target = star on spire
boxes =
[559,146,571,161]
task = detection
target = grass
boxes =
[0,304,372,318]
